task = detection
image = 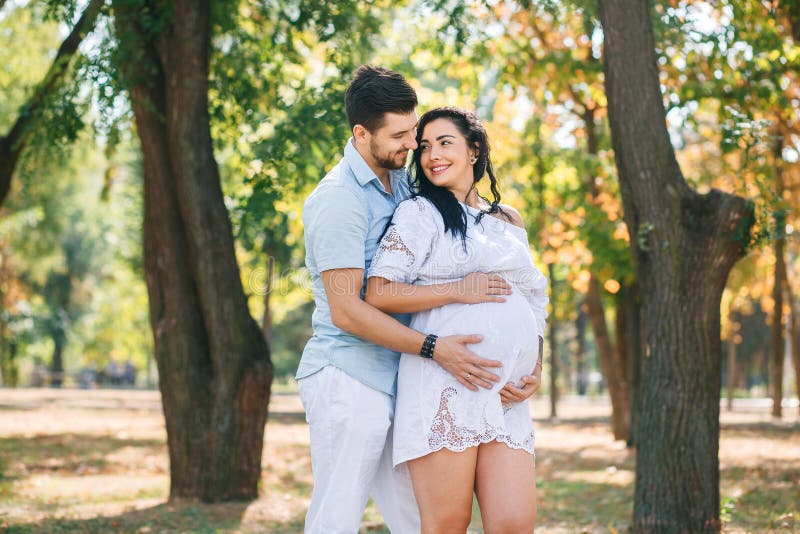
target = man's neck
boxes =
[354,141,391,193]
[378,174,392,194]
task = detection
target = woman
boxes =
[365,107,548,533]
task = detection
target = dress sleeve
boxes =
[368,198,438,284]
[526,266,549,339]
[515,261,549,339]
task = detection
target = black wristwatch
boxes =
[420,334,438,359]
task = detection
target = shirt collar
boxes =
[344,138,381,187]
[344,138,408,187]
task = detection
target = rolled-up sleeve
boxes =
[304,186,367,272]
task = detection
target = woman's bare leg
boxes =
[407,447,478,534]
[474,441,536,534]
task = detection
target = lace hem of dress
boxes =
[425,428,535,456]
[426,386,535,455]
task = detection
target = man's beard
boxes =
[370,141,408,170]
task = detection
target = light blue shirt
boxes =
[296,139,412,396]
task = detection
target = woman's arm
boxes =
[324,268,503,391]
[365,272,512,314]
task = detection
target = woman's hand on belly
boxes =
[499,374,541,406]
[499,335,543,406]
[452,272,512,304]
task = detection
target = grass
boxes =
[0,389,797,533]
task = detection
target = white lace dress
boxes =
[368,196,548,466]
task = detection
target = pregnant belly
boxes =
[410,291,540,382]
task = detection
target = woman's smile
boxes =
[429,163,451,175]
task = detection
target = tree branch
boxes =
[0,0,103,205]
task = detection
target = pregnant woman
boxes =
[365,107,548,533]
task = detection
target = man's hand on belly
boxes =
[433,335,502,391]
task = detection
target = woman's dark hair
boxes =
[345,66,418,133]
[411,107,506,248]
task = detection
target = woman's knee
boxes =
[483,510,536,534]
[421,505,472,534]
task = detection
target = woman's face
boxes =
[418,118,477,199]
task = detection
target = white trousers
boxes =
[298,365,420,534]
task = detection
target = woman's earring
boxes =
[470,156,477,164]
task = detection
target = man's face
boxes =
[364,111,419,171]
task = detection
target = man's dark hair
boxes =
[344,65,418,133]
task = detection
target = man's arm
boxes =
[323,268,502,391]
[364,272,512,314]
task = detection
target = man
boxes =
[297,65,541,533]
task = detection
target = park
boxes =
[1,389,798,531]
[1,0,800,532]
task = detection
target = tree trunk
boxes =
[0,339,17,387]
[0,0,103,205]
[615,292,629,390]
[146,350,153,389]
[598,1,753,531]
[615,285,636,447]
[7,340,16,386]
[0,251,9,386]
[787,279,800,416]
[548,263,558,418]
[582,103,629,439]
[726,320,736,411]
[50,330,65,388]
[771,135,786,419]
[586,276,628,439]
[779,17,800,414]
[575,306,588,395]
[0,329,7,387]
[0,243,19,387]
[112,0,272,501]
[261,253,274,345]
[771,223,785,418]
[624,283,641,448]
[754,347,767,391]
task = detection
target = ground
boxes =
[0,388,798,533]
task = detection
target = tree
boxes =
[0,1,107,387]
[598,0,754,531]
[39,212,106,387]
[110,0,271,500]
[3,0,393,499]
[771,148,787,417]
[652,0,800,418]
[0,0,103,205]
